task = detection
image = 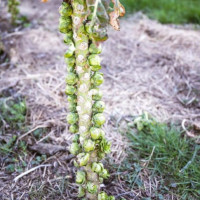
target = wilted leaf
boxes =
[109,0,125,30]
[86,0,125,35]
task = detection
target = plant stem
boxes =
[71,1,99,199]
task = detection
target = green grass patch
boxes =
[0,96,27,129]
[0,93,27,154]
[120,0,200,24]
[118,113,200,199]
[29,178,70,200]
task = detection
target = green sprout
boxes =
[70,142,80,155]
[76,170,86,184]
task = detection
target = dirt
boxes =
[0,0,200,199]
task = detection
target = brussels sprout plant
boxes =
[44,0,125,199]
[8,0,20,25]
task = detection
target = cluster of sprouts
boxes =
[59,0,124,199]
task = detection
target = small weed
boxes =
[117,114,200,199]
[7,0,30,27]
[31,155,47,166]
[0,135,17,154]
[0,93,30,174]
[0,96,27,130]
[33,128,46,139]
[19,140,27,153]
[8,0,20,25]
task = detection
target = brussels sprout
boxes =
[66,72,78,85]
[93,113,105,127]
[98,192,108,200]
[92,27,108,42]
[73,160,79,168]
[69,124,79,134]
[64,31,73,44]
[85,22,93,34]
[64,43,75,58]
[59,16,72,23]
[76,170,86,184]
[104,143,111,154]
[83,139,95,152]
[99,168,109,179]
[78,186,85,197]
[92,101,105,113]
[86,182,97,194]
[91,65,102,71]
[65,85,77,95]
[70,142,80,155]
[91,162,103,173]
[99,177,104,183]
[59,2,73,17]
[98,152,105,159]
[72,134,79,143]
[67,95,77,103]
[67,65,75,73]
[59,17,72,33]
[92,72,104,86]
[65,56,76,67]
[91,88,103,101]
[98,192,115,200]
[88,54,101,66]
[69,102,77,112]
[76,23,87,35]
[77,153,90,166]
[67,113,78,124]
[68,104,76,112]
[89,43,102,54]
[90,127,102,140]
[100,138,111,154]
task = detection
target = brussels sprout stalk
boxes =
[71,1,100,198]
[58,0,125,199]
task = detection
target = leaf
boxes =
[86,0,111,28]
[109,0,125,30]
[85,0,111,42]
[86,0,125,34]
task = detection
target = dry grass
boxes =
[0,0,200,199]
